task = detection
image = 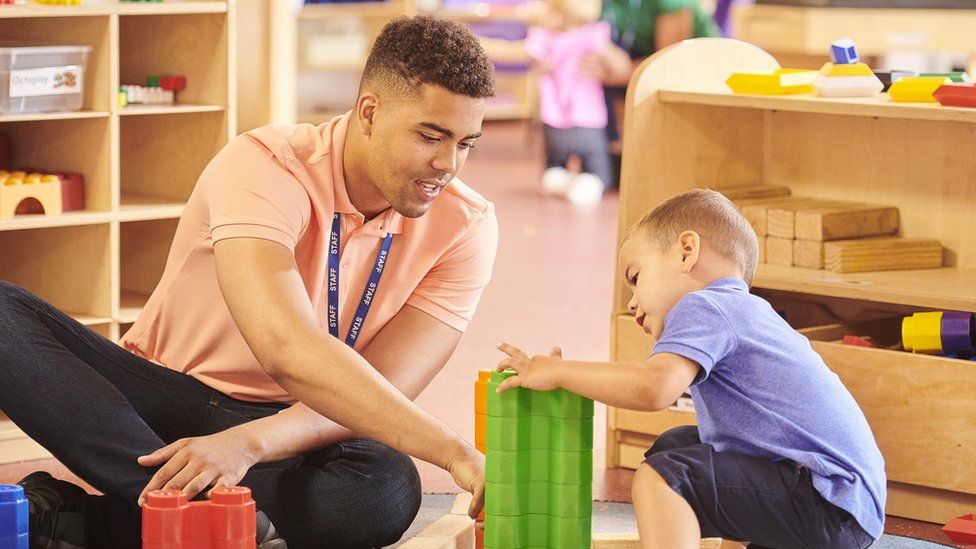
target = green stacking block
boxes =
[548,482,592,518]
[548,389,595,419]
[486,448,549,483]
[528,514,549,547]
[486,415,531,450]
[529,389,549,415]
[487,371,531,418]
[485,514,529,548]
[485,481,549,516]
[549,450,592,485]
[549,417,593,451]
[547,515,592,548]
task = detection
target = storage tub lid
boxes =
[0,45,93,55]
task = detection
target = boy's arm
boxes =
[496,344,699,411]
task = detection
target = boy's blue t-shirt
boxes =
[652,277,887,539]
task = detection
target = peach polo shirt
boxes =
[120,114,498,403]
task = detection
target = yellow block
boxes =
[726,69,818,95]
[819,62,875,77]
[902,312,943,353]
[889,77,952,102]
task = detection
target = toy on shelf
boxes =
[142,486,256,549]
[842,335,875,348]
[888,76,951,102]
[874,70,917,92]
[726,69,818,95]
[482,369,594,549]
[0,171,63,219]
[34,0,83,4]
[830,37,858,64]
[902,311,975,355]
[920,71,971,83]
[0,485,28,549]
[943,514,976,544]
[933,83,976,108]
[121,75,186,107]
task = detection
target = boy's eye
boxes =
[629,273,639,285]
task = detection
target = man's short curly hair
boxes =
[361,16,496,99]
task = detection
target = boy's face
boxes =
[366,83,485,218]
[618,231,696,340]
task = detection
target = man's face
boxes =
[366,84,486,218]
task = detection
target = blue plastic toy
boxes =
[0,485,28,549]
[830,37,859,64]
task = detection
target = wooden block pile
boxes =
[717,186,943,273]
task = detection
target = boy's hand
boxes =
[495,343,563,393]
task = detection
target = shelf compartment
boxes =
[118,192,184,222]
[119,104,226,117]
[120,110,227,204]
[0,1,227,18]
[0,224,111,319]
[0,15,112,113]
[120,12,230,107]
[118,218,178,324]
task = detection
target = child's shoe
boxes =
[565,172,604,206]
[541,167,572,197]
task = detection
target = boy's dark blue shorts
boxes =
[644,426,877,549]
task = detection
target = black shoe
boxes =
[16,471,88,549]
[256,510,287,548]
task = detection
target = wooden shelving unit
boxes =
[0,0,236,464]
[608,38,976,524]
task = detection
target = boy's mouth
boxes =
[635,313,646,328]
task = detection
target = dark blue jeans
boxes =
[645,426,876,549]
[0,282,421,548]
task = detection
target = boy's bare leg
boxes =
[632,463,701,549]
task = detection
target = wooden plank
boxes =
[450,492,473,516]
[767,200,848,239]
[765,236,794,266]
[616,409,696,437]
[824,237,942,273]
[591,533,744,549]
[714,185,791,201]
[811,341,976,494]
[738,196,810,236]
[794,204,899,241]
[887,481,976,524]
[793,239,824,269]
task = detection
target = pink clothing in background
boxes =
[525,21,611,130]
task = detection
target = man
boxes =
[0,16,496,548]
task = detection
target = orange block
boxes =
[475,413,486,448]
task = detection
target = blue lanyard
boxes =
[328,213,394,347]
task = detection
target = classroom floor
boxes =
[0,121,966,547]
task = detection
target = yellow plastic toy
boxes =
[819,62,875,77]
[889,77,952,103]
[0,171,63,219]
[726,69,818,95]
[813,62,883,97]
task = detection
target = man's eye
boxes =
[459,142,476,150]
[421,134,439,143]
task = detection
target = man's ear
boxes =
[678,230,701,273]
[355,92,379,137]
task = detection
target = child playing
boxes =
[524,0,622,206]
[495,189,886,548]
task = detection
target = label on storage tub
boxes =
[9,65,83,98]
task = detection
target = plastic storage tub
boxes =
[0,45,92,114]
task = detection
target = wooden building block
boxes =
[824,237,943,273]
[399,493,475,549]
[757,236,766,263]
[739,196,816,236]
[766,236,795,266]
[715,185,791,201]
[794,240,824,269]
[767,200,849,239]
[590,533,743,549]
[794,203,899,241]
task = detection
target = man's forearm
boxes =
[236,403,355,463]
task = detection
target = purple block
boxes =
[940,311,974,354]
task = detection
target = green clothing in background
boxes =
[603,0,719,58]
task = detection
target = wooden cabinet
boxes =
[0,1,236,464]
[608,38,976,523]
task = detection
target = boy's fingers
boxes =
[496,342,528,361]
[496,376,521,393]
[496,358,521,373]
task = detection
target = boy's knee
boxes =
[646,425,700,457]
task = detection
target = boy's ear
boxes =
[678,231,701,272]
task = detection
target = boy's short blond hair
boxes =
[626,189,760,285]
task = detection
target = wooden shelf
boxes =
[117,291,149,325]
[69,312,113,326]
[754,264,976,312]
[299,1,401,20]
[0,111,110,123]
[658,89,976,124]
[0,210,113,232]
[118,104,226,116]
[119,194,185,221]
[0,1,228,18]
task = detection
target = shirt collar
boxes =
[707,277,749,291]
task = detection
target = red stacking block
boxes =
[841,335,874,348]
[143,486,256,549]
[160,76,187,93]
[943,514,976,544]
[933,83,976,108]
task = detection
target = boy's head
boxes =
[353,16,495,218]
[618,189,759,338]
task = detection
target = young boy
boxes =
[496,189,886,548]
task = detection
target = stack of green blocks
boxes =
[484,370,594,548]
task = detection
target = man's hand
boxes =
[495,343,564,393]
[445,447,486,519]
[136,427,262,505]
